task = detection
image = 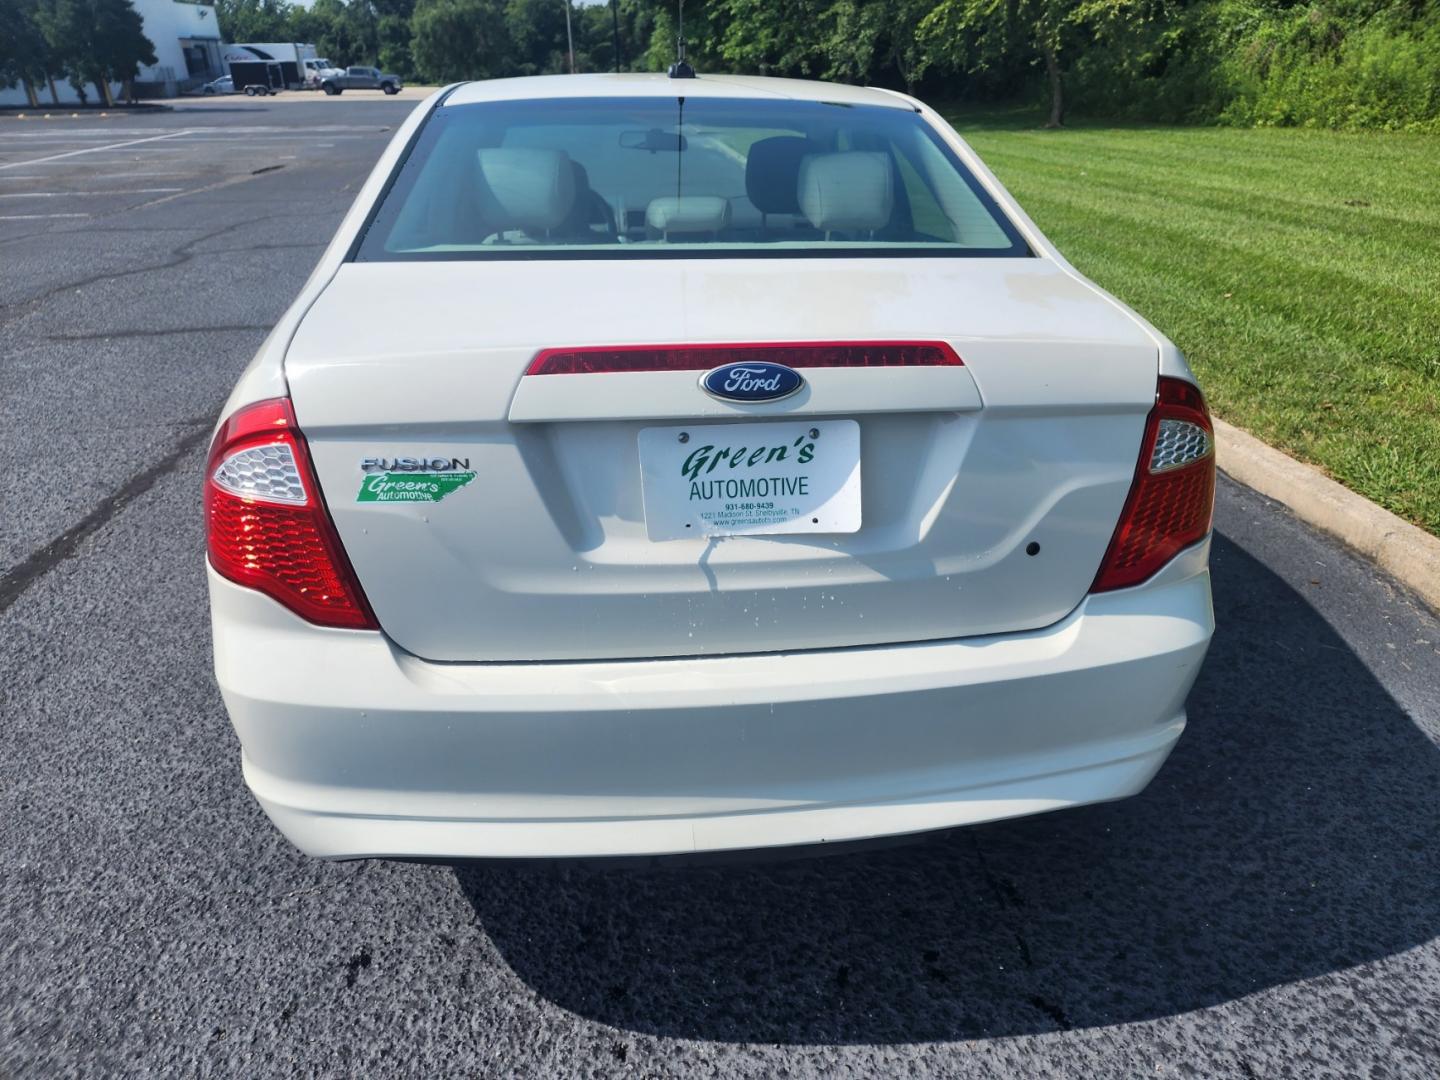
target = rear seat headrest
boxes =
[646,196,730,235]
[745,136,816,215]
[474,148,576,232]
[796,151,893,234]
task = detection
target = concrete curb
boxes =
[1214,417,1440,612]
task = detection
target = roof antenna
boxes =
[668,0,695,78]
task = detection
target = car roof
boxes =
[442,73,916,111]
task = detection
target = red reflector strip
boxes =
[526,341,963,376]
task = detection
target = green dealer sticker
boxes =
[357,471,476,503]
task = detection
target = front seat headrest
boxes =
[796,151,894,234]
[744,136,816,216]
[474,148,577,232]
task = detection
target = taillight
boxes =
[205,398,378,629]
[527,341,963,375]
[1091,377,1216,592]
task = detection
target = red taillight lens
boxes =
[205,398,378,629]
[1091,377,1216,592]
[527,341,963,375]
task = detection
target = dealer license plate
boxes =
[638,419,861,541]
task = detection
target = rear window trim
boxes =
[347,96,1036,264]
[350,245,1033,263]
[345,82,461,263]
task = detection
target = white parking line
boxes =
[0,138,151,145]
[1,124,380,136]
[177,134,374,140]
[0,155,206,168]
[0,131,192,172]
[0,128,174,136]
[0,213,91,220]
[174,125,383,133]
[0,189,184,197]
[23,172,200,179]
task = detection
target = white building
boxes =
[0,0,223,106]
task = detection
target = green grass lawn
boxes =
[947,109,1440,535]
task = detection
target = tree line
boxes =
[5,0,1438,129]
[212,0,1440,130]
[1,0,157,106]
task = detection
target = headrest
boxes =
[796,151,893,234]
[474,148,576,232]
[646,196,730,235]
[744,136,815,215]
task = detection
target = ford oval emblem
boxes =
[701,361,805,403]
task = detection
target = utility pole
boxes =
[611,0,621,73]
[563,0,575,74]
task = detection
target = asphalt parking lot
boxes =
[2,98,1439,1078]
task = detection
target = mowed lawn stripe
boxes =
[980,126,1437,203]
[955,114,1440,534]
[1000,145,1440,248]
[980,135,1440,276]
[1002,176,1439,368]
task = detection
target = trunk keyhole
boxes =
[1026,541,1041,556]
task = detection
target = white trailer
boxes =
[223,43,331,90]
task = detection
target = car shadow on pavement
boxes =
[455,532,1440,1042]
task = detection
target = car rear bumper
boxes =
[210,540,1213,859]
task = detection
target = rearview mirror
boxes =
[620,129,688,152]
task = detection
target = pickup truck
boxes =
[319,66,402,95]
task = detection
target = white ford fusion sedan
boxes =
[206,73,1216,860]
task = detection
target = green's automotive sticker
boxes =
[357,471,476,503]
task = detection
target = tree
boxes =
[212,0,294,43]
[35,0,95,103]
[821,0,935,92]
[410,0,509,82]
[716,0,828,77]
[715,0,931,90]
[576,0,628,73]
[93,0,157,102]
[921,0,1155,126]
[638,0,729,73]
[35,0,155,105]
[0,0,52,106]
[305,0,378,67]
[504,0,570,76]
[377,11,415,76]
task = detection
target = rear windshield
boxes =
[353,97,1030,261]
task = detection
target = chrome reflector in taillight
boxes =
[205,398,378,630]
[1092,377,1216,592]
[211,442,308,503]
[1149,417,1213,473]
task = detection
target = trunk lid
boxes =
[287,257,1157,661]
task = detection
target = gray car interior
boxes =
[465,141,911,246]
[366,97,1040,254]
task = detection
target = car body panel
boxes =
[287,257,1158,661]
[443,73,918,109]
[212,540,1212,859]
